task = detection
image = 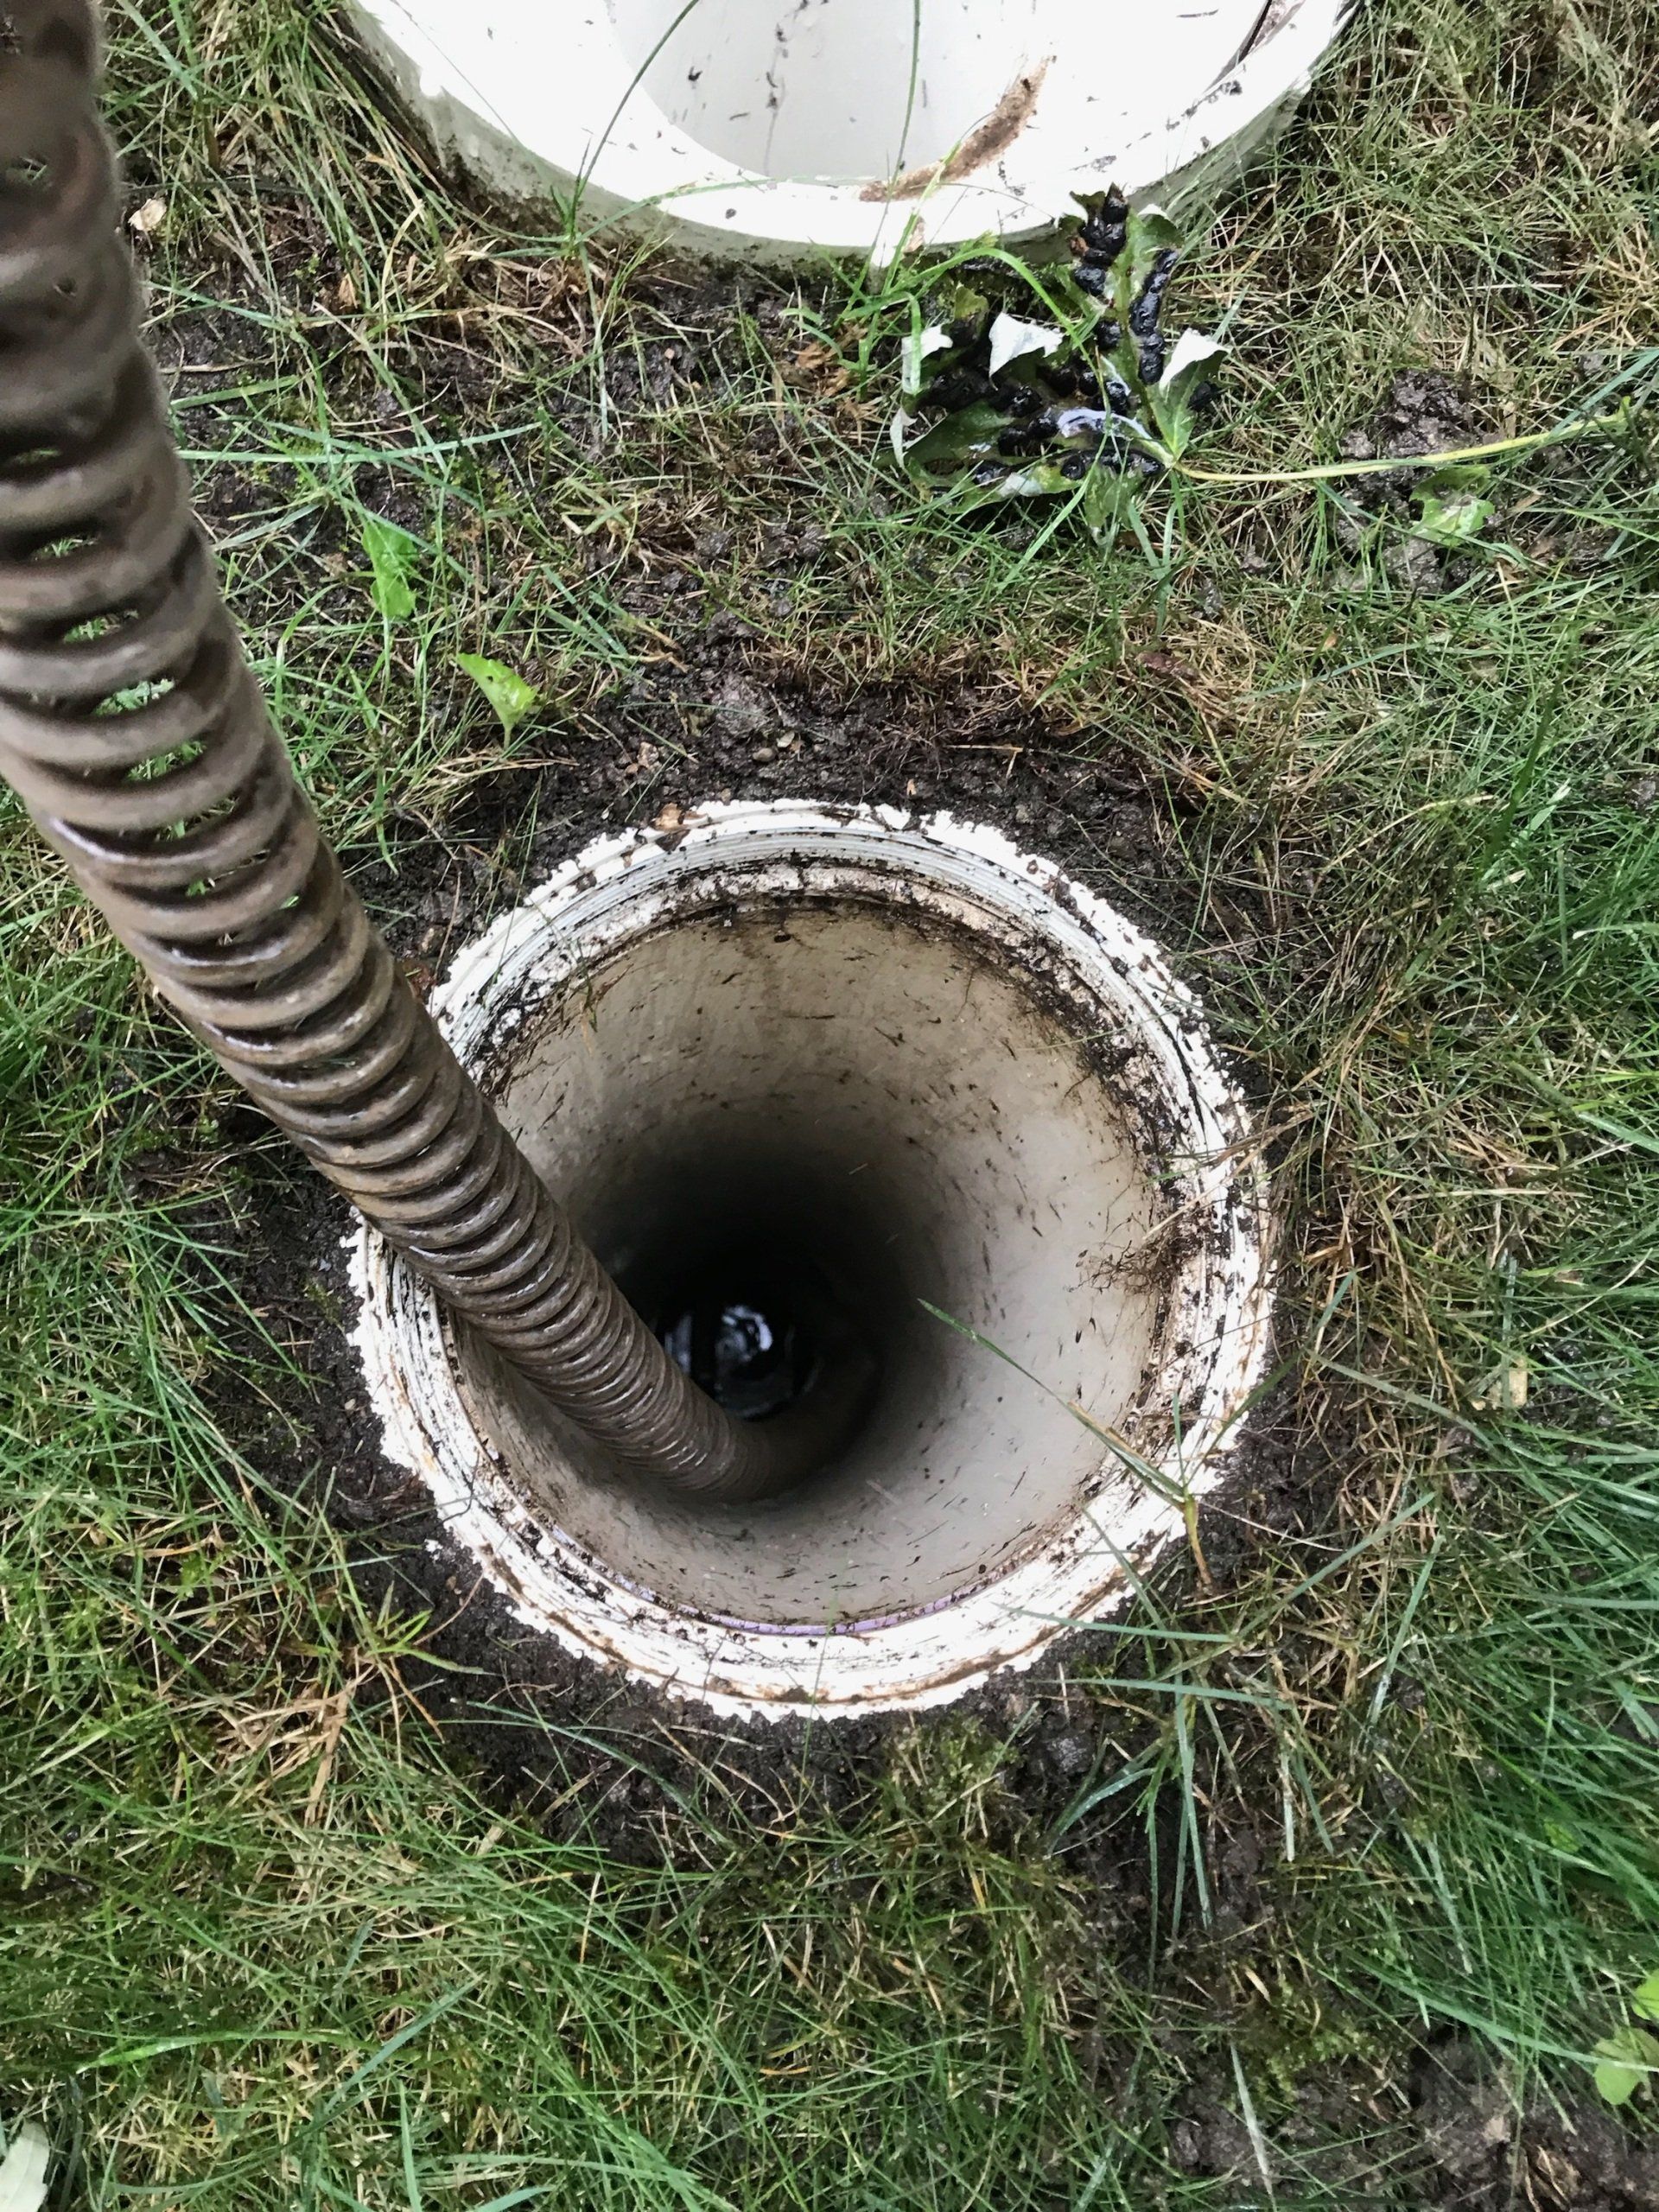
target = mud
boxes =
[1338,366,1486,475]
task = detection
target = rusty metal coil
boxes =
[0,3,789,1500]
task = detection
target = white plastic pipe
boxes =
[351,804,1272,1719]
[347,0,1351,264]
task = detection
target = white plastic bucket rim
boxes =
[347,0,1351,263]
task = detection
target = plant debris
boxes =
[1413,462,1497,547]
[892,190,1224,544]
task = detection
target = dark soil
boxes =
[1154,2037,1659,2209]
[346,655,1183,973]
[1335,367,1488,595]
[1414,2039,1659,2210]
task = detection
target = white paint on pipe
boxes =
[345,0,1351,263]
[348,803,1272,1719]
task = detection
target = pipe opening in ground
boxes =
[353,805,1269,1714]
[449,892,1169,1624]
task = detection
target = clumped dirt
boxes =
[351,674,1185,985]
[1148,2033,1659,2207]
[1414,2040,1659,2210]
[1334,367,1488,595]
[1339,365,1486,474]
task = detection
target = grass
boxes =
[3,0,1659,2202]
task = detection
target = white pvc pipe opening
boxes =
[347,0,1350,263]
[350,804,1271,1718]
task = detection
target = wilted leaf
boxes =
[455,653,539,736]
[0,2122,51,2212]
[987,311,1064,378]
[1415,463,1495,547]
[899,323,952,403]
[984,462,1073,502]
[1151,328,1227,455]
[360,515,420,620]
[1593,2025,1659,2107]
[1471,1354,1528,1410]
[893,323,957,457]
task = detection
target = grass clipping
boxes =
[892,190,1221,545]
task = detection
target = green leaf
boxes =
[1149,328,1225,458]
[1083,464,1144,548]
[1113,203,1182,333]
[1414,464,1495,548]
[944,281,990,327]
[360,514,421,619]
[904,403,1013,483]
[1633,1973,1659,2024]
[456,653,539,736]
[1592,2025,1659,2106]
[1125,204,1182,294]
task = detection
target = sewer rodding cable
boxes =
[0,0,852,1503]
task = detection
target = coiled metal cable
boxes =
[0,1,791,1501]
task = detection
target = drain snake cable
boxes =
[0,3,840,1503]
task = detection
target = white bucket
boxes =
[348,804,1272,1719]
[347,0,1350,264]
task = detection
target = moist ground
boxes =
[111,233,1642,2192]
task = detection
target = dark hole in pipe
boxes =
[605,1173,890,1494]
[434,887,1192,1628]
[653,1243,861,1424]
